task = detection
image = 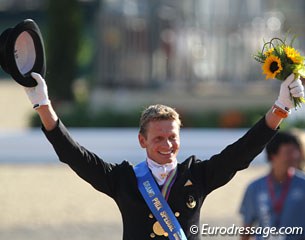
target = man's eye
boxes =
[154,137,163,142]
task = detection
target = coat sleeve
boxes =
[42,120,121,199]
[191,116,277,194]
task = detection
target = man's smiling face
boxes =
[138,120,180,165]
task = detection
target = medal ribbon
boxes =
[161,167,177,201]
[134,161,187,240]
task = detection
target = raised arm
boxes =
[192,74,304,194]
[23,73,120,198]
[24,72,58,131]
[35,104,58,131]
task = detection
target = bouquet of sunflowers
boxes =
[254,36,305,108]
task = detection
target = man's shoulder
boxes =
[115,160,135,169]
[246,175,268,190]
[108,160,135,175]
[178,155,205,169]
[177,155,210,181]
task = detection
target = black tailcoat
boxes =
[43,117,277,240]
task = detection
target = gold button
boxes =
[164,232,169,237]
[149,213,154,219]
[150,233,155,238]
[175,212,180,217]
[186,195,196,209]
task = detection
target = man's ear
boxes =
[138,133,146,148]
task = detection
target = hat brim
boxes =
[0,19,46,87]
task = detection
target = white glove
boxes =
[275,73,304,112]
[24,72,50,109]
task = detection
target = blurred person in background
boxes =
[290,128,305,171]
[239,131,305,240]
[22,72,303,240]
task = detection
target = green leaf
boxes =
[293,65,305,77]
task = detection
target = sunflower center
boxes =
[270,61,279,73]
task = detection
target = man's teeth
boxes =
[159,150,172,155]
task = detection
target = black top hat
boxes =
[0,19,46,87]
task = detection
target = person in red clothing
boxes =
[239,131,305,240]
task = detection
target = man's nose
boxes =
[163,139,172,148]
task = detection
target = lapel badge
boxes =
[184,179,193,187]
[186,195,196,209]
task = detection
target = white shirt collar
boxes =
[146,157,177,185]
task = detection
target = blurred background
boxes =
[1,0,305,129]
[1,0,305,239]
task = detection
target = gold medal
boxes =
[152,221,167,236]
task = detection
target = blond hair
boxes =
[139,104,181,136]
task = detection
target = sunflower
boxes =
[254,35,305,108]
[284,46,304,64]
[264,48,274,57]
[262,55,283,79]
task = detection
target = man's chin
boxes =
[155,157,175,165]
